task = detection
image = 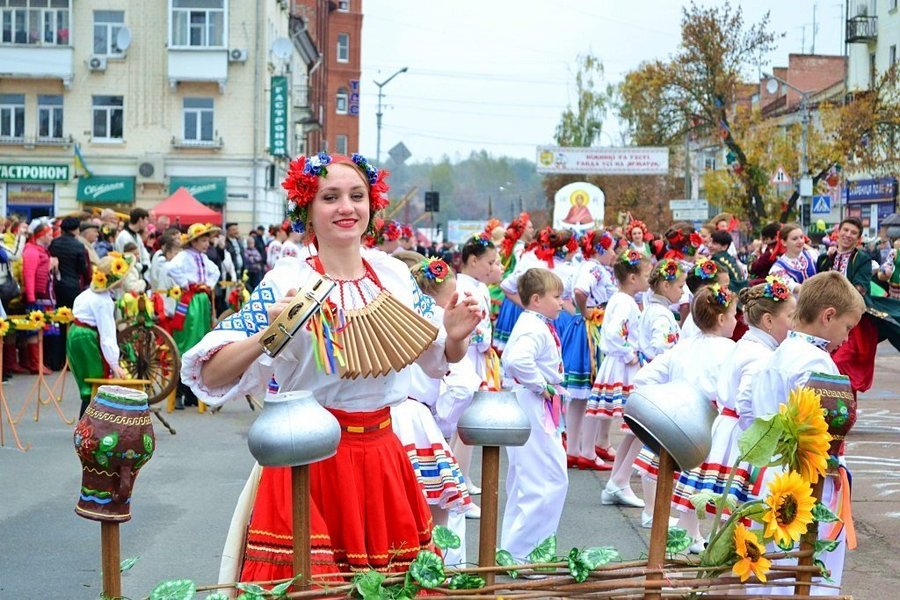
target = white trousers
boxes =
[500,388,568,561]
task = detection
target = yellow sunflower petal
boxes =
[763,471,816,546]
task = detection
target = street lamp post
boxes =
[764,73,813,227]
[374,66,408,165]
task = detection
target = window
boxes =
[336,32,349,62]
[335,87,348,114]
[38,95,63,139]
[183,97,214,141]
[337,1,349,11]
[93,10,124,55]
[171,0,225,47]
[703,156,716,171]
[0,94,25,139]
[92,95,124,140]
[335,134,348,155]
[1,0,69,46]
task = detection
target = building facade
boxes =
[0,0,319,231]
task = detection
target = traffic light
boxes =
[424,191,440,212]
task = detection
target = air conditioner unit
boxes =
[229,48,248,63]
[88,56,108,72]
[136,156,165,184]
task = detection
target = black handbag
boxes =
[0,264,20,304]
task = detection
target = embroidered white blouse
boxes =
[573,260,617,308]
[637,293,680,361]
[716,326,778,430]
[501,310,564,395]
[72,289,120,368]
[634,333,735,402]
[165,248,220,288]
[598,291,642,364]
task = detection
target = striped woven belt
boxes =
[343,417,392,434]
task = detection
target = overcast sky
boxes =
[357,0,845,164]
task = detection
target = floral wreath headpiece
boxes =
[500,212,531,259]
[281,152,390,235]
[620,248,643,267]
[762,275,791,301]
[420,257,451,284]
[529,227,575,267]
[708,283,734,307]
[91,252,134,292]
[470,232,492,248]
[400,223,414,239]
[656,258,683,281]
[625,219,649,242]
[692,257,719,280]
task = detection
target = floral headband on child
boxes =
[762,275,791,301]
[281,152,389,235]
[656,258,683,281]
[420,257,450,283]
[693,257,719,280]
[470,232,492,248]
[708,283,734,307]
[620,248,643,266]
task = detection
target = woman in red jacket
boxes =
[21,222,57,374]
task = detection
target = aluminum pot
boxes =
[623,382,716,472]
[247,390,341,467]
[457,390,531,447]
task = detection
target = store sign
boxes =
[270,75,288,157]
[348,79,360,116]
[169,177,227,205]
[7,183,54,206]
[0,163,69,182]
[845,177,896,204]
[77,176,135,203]
[536,146,669,175]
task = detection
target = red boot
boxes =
[4,341,29,374]
[25,343,52,375]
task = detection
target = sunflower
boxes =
[168,285,182,300]
[777,387,832,484]
[110,257,130,277]
[28,310,45,325]
[763,471,816,547]
[0,318,9,337]
[53,307,74,324]
[732,524,771,582]
[92,270,108,289]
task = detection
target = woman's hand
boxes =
[264,288,298,323]
[443,291,483,343]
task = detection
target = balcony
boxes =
[167,48,228,91]
[0,134,73,148]
[171,136,224,150]
[0,46,74,87]
[847,15,878,43]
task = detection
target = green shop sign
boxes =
[270,75,288,157]
[0,163,69,182]
[77,176,135,203]
[169,177,226,205]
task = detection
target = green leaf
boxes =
[432,525,461,550]
[526,534,558,572]
[143,434,154,454]
[814,539,841,558]
[353,570,386,599]
[580,546,619,569]
[408,550,445,589]
[235,583,266,596]
[447,573,486,590]
[738,414,784,467]
[270,575,300,597]
[776,537,795,552]
[99,432,119,452]
[566,549,591,583]
[665,527,692,556]
[812,502,841,524]
[119,556,140,573]
[236,594,264,600]
[734,500,768,525]
[495,548,518,578]
[689,491,718,520]
[814,558,834,583]
[205,594,229,600]
[149,579,196,600]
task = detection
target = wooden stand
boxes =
[101,521,122,599]
[0,343,30,451]
[13,329,73,425]
[794,478,826,596]
[292,464,311,589]
[478,445,501,587]
[644,449,676,600]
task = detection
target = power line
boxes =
[382,123,544,147]
[356,91,566,109]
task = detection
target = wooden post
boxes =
[794,478,826,596]
[292,464,311,589]
[101,522,121,599]
[644,449,675,600]
[478,445,501,586]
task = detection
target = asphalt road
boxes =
[1,344,897,599]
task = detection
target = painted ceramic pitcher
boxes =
[805,372,855,468]
[73,385,155,522]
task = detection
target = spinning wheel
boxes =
[117,323,180,406]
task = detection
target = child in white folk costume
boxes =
[604,258,685,518]
[68,253,132,416]
[680,257,729,339]
[750,272,864,595]
[689,278,796,521]
[631,285,736,550]
[500,268,570,561]
[582,249,650,474]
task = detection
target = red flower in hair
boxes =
[370,169,391,211]
[690,231,703,247]
[427,258,450,281]
[565,235,578,254]
[598,234,613,250]
[282,155,319,206]
[668,230,686,248]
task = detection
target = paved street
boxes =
[1,344,898,599]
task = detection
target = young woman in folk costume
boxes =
[492,226,577,354]
[68,253,133,417]
[181,152,482,584]
[768,223,818,293]
[561,229,617,469]
[625,219,652,258]
[488,213,534,320]
[491,214,538,351]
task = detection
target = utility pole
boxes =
[374,67,408,164]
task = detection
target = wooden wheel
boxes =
[117,324,181,405]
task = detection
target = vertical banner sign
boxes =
[348,80,360,116]
[270,76,288,157]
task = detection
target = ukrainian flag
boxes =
[74,143,93,178]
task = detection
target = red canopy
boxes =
[150,187,223,226]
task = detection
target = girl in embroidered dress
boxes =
[182,153,482,585]
[601,258,685,512]
[489,213,533,321]
[768,223,818,293]
[626,220,652,258]
[631,285,736,547]
[680,257,730,339]
[688,278,796,525]
[562,230,617,468]
[582,249,650,472]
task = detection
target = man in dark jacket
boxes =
[49,216,89,308]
